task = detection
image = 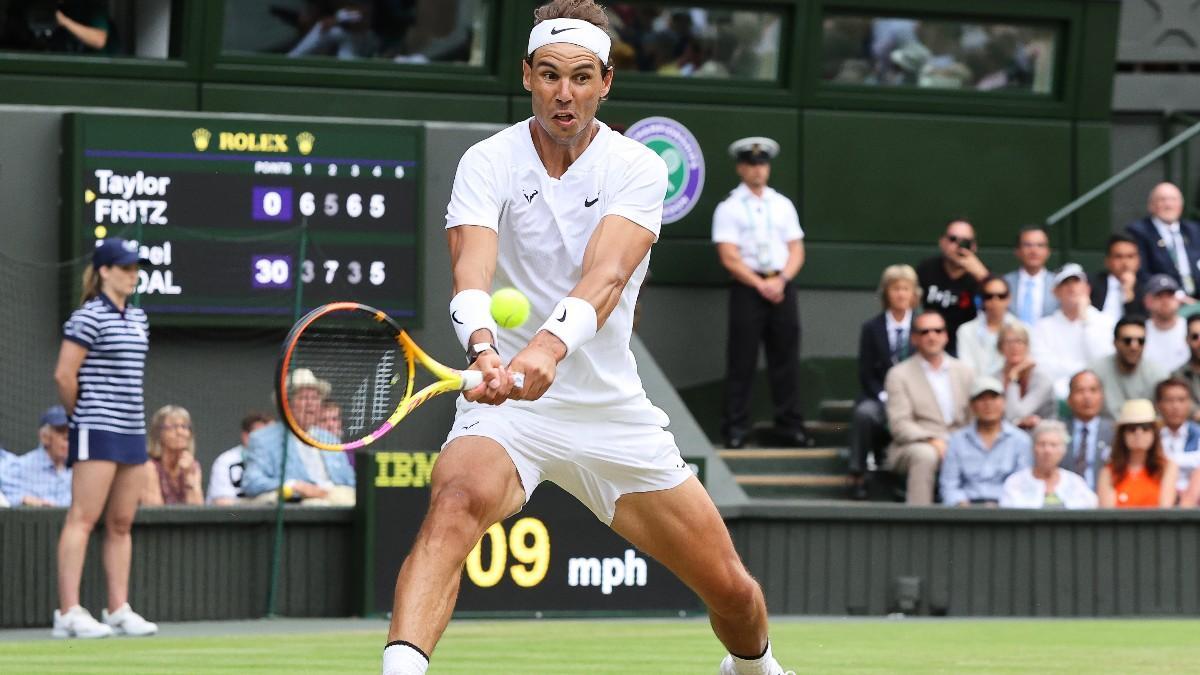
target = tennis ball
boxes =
[491,287,531,329]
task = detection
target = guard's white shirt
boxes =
[445,118,669,424]
[1031,306,1116,399]
[1145,317,1189,373]
[711,183,803,273]
[919,357,956,425]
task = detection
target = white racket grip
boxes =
[459,371,525,390]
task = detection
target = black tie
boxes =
[1075,423,1090,477]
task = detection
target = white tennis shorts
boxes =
[442,403,693,524]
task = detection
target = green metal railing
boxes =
[1045,115,1200,230]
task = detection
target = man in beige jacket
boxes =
[884,311,974,504]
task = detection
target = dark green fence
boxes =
[0,507,354,628]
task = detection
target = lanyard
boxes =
[741,194,774,270]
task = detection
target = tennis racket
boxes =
[276,301,523,452]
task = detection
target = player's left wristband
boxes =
[449,289,498,351]
[538,297,597,357]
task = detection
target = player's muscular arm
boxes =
[447,224,512,403]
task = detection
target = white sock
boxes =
[729,640,774,675]
[382,641,429,675]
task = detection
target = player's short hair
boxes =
[533,0,610,31]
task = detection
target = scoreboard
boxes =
[63,113,422,326]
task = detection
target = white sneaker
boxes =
[101,603,158,636]
[718,654,796,675]
[52,606,114,639]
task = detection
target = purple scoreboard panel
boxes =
[63,113,422,326]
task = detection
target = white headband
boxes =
[527,18,611,65]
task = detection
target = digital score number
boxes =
[465,518,551,589]
[251,256,387,289]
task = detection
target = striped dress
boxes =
[62,294,150,466]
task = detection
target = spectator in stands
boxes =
[1143,274,1190,372]
[1062,370,1113,491]
[1000,420,1098,509]
[849,264,918,500]
[1004,225,1058,325]
[1090,233,1145,320]
[1155,378,1200,495]
[917,219,988,355]
[141,406,202,506]
[1171,314,1200,419]
[287,2,379,60]
[1031,263,1116,398]
[243,369,356,505]
[1127,182,1200,298]
[956,275,1020,379]
[939,376,1032,506]
[1098,399,1178,507]
[52,1,117,54]
[0,406,73,507]
[1089,316,1166,420]
[996,323,1055,430]
[207,412,273,506]
[883,311,974,505]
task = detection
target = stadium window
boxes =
[599,3,784,81]
[820,14,1059,95]
[220,0,489,67]
[0,0,178,59]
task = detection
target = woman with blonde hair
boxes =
[994,322,1055,430]
[848,264,919,499]
[142,405,203,505]
[52,239,157,638]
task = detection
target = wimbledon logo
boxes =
[625,117,704,224]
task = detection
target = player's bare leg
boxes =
[386,436,525,660]
[610,476,777,668]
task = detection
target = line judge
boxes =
[712,136,810,449]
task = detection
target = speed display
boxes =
[63,113,422,326]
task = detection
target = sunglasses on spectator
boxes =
[1118,336,1146,346]
[915,327,947,335]
[982,292,1009,301]
[945,234,975,249]
[1123,423,1155,432]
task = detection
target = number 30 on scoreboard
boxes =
[465,518,550,589]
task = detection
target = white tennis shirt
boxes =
[445,118,670,425]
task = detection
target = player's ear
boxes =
[522,58,533,92]
[600,65,613,99]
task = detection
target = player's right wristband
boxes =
[449,289,497,351]
[538,297,597,357]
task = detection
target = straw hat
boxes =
[288,368,331,397]
[1115,399,1156,426]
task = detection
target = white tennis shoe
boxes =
[102,603,158,636]
[718,654,796,675]
[51,605,113,639]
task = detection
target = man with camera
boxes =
[917,219,989,356]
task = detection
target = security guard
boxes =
[712,137,810,449]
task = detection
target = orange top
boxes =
[1112,465,1161,508]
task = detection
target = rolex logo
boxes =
[296,132,315,156]
[192,127,211,151]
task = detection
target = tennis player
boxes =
[383,2,789,674]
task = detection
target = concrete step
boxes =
[718,447,849,475]
[737,473,849,499]
[819,399,855,423]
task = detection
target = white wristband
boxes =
[449,289,497,351]
[538,297,597,357]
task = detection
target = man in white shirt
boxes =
[1031,263,1116,399]
[1126,182,1200,298]
[1003,225,1058,325]
[883,311,974,505]
[1089,233,1145,320]
[1142,274,1189,372]
[712,136,808,449]
[383,4,788,674]
[207,412,272,506]
[1155,377,1200,492]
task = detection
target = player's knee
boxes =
[705,561,763,619]
[422,486,494,545]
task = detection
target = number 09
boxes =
[464,517,550,588]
